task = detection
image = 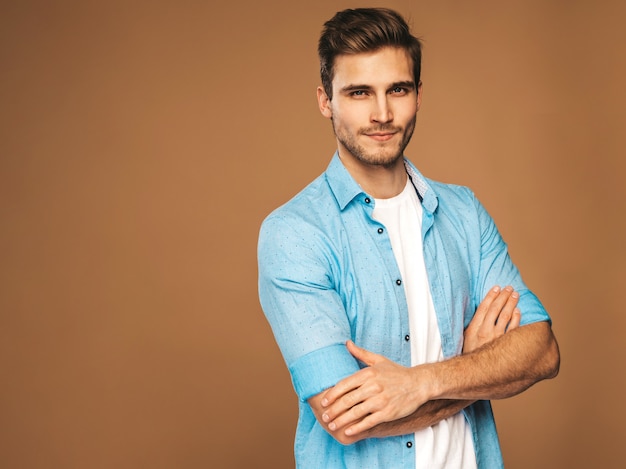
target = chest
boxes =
[328,206,476,360]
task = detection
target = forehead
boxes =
[332,46,414,89]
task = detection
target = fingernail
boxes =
[329,422,336,430]
[504,285,513,292]
[322,413,329,422]
[492,286,500,293]
[345,428,353,435]
[511,291,519,298]
[321,398,328,407]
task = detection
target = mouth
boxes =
[364,132,397,142]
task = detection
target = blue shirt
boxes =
[258,153,550,469]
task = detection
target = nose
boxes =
[371,95,393,123]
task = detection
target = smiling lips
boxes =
[364,131,397,142]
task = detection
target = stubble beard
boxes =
[333,117,416,169]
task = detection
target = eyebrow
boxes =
[340,81,416,94]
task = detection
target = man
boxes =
[258,7,559,469]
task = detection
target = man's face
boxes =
[318,46,421,169]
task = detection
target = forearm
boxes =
[349,399,474,443]
[358,323,559,444]
[426,321,559,401]
[315,397,474,445]
[314,321,559,443]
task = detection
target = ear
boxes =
[317,86,333,118]
[416,81,423,111]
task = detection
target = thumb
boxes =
[346,340,383,366]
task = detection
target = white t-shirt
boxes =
[373,177,477,469]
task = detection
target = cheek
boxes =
[396,103,418,121]
[334,107,365,130]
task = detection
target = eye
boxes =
[350,90,368,97]
[390,86,408,95]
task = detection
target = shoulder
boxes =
[262,173,335,230]
[427,178,474,198]
[258,172,343,260]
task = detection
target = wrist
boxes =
[410,362,441,403]
[423,361,450,401]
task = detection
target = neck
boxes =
[338,152,408,199]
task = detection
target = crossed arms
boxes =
[308,285,560,445]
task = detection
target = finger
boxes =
[346,340,384,366]
[494,290,519,334]
[327,399,370,431]
[321,371,366,407]
[323,386,366,423]
[507,307,521,331]
[483,286,514,327]
[493,308,512,335]
[344,412,383,436]
[326,378,388,431]
[496,291,519,334]
[472,285,501,326]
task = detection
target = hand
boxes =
[319,341,431,437]
[463,285,521,354]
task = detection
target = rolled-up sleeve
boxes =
[258,214,360,401]
[471,190,551,326]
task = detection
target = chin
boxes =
[361,148,404,167]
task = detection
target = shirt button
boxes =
[377,228,384,234]
[406,441,413,448]
[405,334,410,341]
[364,197,371,204]
[396,279,402,286]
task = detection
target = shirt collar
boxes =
[324,151,439,213]
[324,152,365,210]
[403,159,439,214]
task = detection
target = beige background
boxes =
[1,0,624,468]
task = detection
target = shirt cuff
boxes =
[289,343,361,402]
[518,291,552,326]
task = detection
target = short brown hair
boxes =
[318,8,423,100]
